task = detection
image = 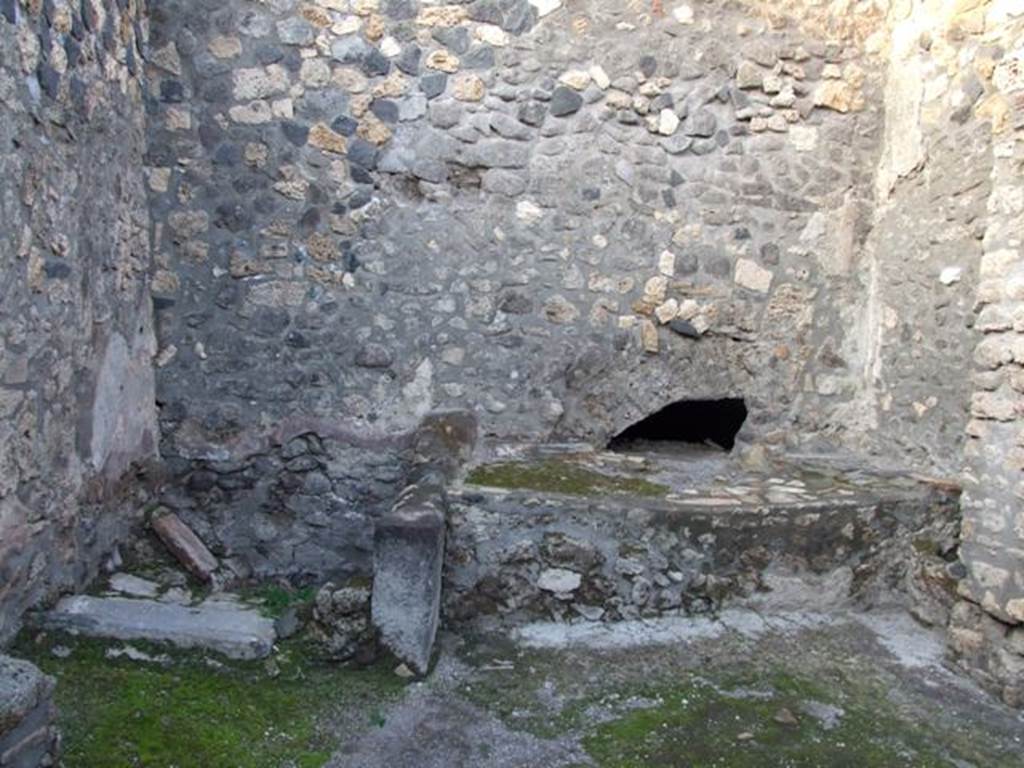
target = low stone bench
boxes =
[0,655,59,768]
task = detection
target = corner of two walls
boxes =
[142,0,898,578]
[0,0,158,643]
[859,0,1024,706]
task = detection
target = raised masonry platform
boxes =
[444,447,962,625]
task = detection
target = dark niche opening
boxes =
[608,398,748,453]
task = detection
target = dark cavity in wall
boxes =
[609,399,748,452]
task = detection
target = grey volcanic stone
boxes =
[332,36,373,65]
[462,46,495,70]
[0,655,54,733]
[0,654,58,768]
[462,140,529,168]
[518,101,547,126]
[490,112,531,140]
[362,49,391,77]
[396,45,421,76]
[433,26,470,55]
[549,86,583,117]
[383,0,416,19]
[420,72,447,99]
[372,480,447,675]
[282,121,310,146]
[277,17,314,45]
[355,342,394,368]
[39,595,277,660]
[669,319,700,338]
[686,108,717,137]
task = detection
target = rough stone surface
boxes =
[0,0,157,644]
[0,0,1022,719]
[0,654,59,768]
[38,594,277,660]
[311,581,376,661]
[446,451,961,625]
[372,480,447,675]
[151,512,219,582]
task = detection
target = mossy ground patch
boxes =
[13,631,406,768]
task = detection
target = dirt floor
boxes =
[16,607,1024,767]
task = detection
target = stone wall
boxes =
[839,0,1024,708]
[145,0,891,575]
[0,0,156,643]
[952,2,1024,708]
[848,1,994,475]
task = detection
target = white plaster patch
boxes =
[789,125,818,152]
[516,199,543,223]
[672,4,694,24]
[939,266,963,285]
[529,0,562,18]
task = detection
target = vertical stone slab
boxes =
[371,480,446,675]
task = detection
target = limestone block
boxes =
[309,122,349,153]
[814,80,862,113]
[232,65,289,100]
[40,596,276,659]
[640,319,659,353]
[425,50,460,73]
[735,258,773,293]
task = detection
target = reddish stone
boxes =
[151,513,218,582]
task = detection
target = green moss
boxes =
[456,636,1018,768]
[465,459,669,498]
[12,632,406,768]
[582,669,1021,768]
[244,583,317,619]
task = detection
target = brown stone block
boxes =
[151,512,218,582]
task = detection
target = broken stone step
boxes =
[37,595,276,660]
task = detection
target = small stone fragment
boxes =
[657,108,680,135]
[537,568,582,593]
[940,267,963,285]
[453,73,485,101]
[559,70,591,91]
[640,318,659,353]
[814,80,861,113]
[669,318,700,338]
[734,258,773,293]
[309,123,349,154]
[773,707,800,727]
[425,50,460,73]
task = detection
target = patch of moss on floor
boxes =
[13,632,406,768]
[455,634,1020,768]
[466,458,669,498]
[242,583,318,619]
[582,671,965,768]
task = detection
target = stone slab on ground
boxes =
[0,654,59,768]
[37,595,275,660]
[372,478,447,675]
